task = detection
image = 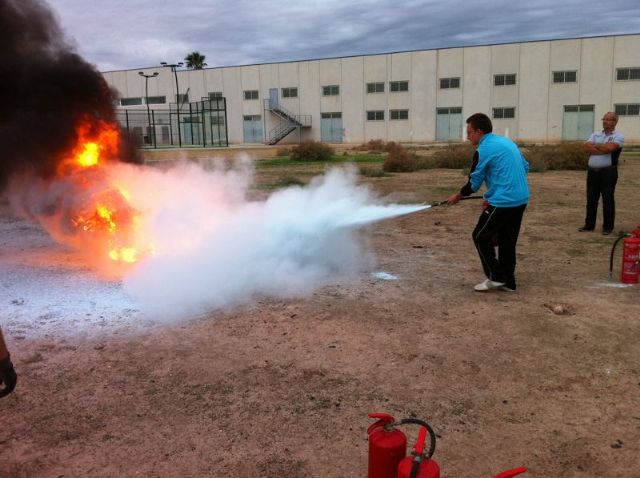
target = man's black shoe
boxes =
[602,229,613,235]
[578,226,594,232]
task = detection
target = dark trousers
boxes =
[472,204,527,290]
[584,167,618,231]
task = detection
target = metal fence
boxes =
[116,97,228,148]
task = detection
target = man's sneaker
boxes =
[578,226,594,232]
[602,229,613,236]
[500,285,516,292]
[474,279,506,291]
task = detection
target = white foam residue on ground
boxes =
[372,272,399,281]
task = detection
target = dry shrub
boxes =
[359,166,389,177]
[291,140,334,161]
[523,142,587,172]
[276,146,291,157]
[431,143,476,169]
[382,143,418,172]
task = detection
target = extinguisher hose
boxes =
[410,459,421,478]
[609,234,628,279]
[399,418,437,459]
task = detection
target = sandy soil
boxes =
[1,151,639,477]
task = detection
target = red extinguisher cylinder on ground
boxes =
[368,413,407,478]
[396,424,440,478]
[621,236,640,284]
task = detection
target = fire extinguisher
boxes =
[396,419,440,478]
[609,225,640,284]
[368,412,528,478]
[368,413,407,478]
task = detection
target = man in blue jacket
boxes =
[447,113,530,292]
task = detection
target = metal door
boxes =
[562,105,594,140]
[269,88,278,109]
[436,107,463,141]
[321,113,343,142]
[243,115,262,143]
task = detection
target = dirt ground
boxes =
[1,149,639,477]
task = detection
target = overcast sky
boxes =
[46,0,640,72]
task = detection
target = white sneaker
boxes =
[474,279,505,291]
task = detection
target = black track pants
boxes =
[472,204,527,290]
[584,167,617,231]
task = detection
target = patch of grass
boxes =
[566,248,586,257]
[259,174,307,190]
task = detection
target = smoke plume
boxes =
[0,0,138,189]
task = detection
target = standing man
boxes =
[0,327,17,397]
[579,112,624,235]
[448,113,530,292]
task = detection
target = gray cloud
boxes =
[47,0,640,71]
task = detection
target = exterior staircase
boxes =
[264,99,311,144]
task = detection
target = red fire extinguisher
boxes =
[621,235,640,284]
[368,412,528,478]
[396,420,440,478]
[368,413,407,478]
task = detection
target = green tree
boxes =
[184,51,207,70]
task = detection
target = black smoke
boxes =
[0,0,138,190]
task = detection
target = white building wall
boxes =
[103,34,640,144]
[410,50,438,142]
[518,42,550,141]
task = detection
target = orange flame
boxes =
[60,117,147,267]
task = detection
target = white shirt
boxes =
[588,130,624,168]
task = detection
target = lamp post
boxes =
[138,71,159,146]
[160,61,184,147]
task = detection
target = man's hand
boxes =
[0,355,17,397]
[447,192,462,205]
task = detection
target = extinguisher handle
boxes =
[399,418,437,459]
[367,412,397,434]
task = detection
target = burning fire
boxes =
[57,117,147,267]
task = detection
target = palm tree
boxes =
[184,52,207,70]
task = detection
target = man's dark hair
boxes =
[466,113,493,134]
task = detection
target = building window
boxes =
[243,115,261,121]
[243,90,259,100]
[281,87,298,98]
[440,77,460,89]
[494,74,516,86]
[145,96,166,105]
[208,91,223,98]
[390,81,409,92]
[176,93,189,104]
[493,107,515,119]
[615,103,640,116]
[390,109,409,120]
[321,112,342,119]
[366,82,385,93]
[322,85,340,96]
[552,71,577,83]
[616,67,640,81]
[437,107,462,114]
[564,105,594,112]
[120,97,143,106]
[366,110,385,121]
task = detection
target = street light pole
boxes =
[160,61,184,147]
[138,71,159,146]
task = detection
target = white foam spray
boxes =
[111,158,427,318]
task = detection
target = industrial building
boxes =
[101,34,640,147]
